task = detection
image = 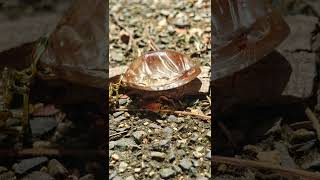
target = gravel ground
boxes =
[108,0,211,179]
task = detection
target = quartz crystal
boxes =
[212,0,290,80]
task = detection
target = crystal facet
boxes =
[123,50,201,91]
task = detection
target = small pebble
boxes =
[192,159,200,167]
[159,139,170,147]
[132,131,146,144]
[196,176,208,180]
[0,171,15,180]
[172,164,182,173]
[167,115,177,121]
[118,162,128,172]
[159,167,175,179]
[114,115,126,122]
[134,168,141,173]
[190,133,199,142]
[118,99,127,105]
[125,175,135,180]
[79,174,95,180]
[205,150,211,159]
[113,176,123,180]
[168,152,176,162]
[163,127,173,135]
[193,151,203,159]
[151,151,166,161]
[48,159,68,177]
[111,154,120,161]
[113,111,124,118]
[179,158,193,170]
[206,130,211,138]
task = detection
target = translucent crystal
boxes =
[122,50,201,91]
[212,0,290,80]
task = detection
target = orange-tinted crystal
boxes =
[122,50,201,91]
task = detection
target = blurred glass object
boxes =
[212,0,290,80]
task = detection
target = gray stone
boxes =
[174,12,190,28]
[274,142,298,168]
[114,138,138,149]
[151,151,166,161]
[160,10,170,16]
[79,174,95,180]
[0,171,15,179]
[281,51,316,99]
[132,131,146,143]
[179,158,192,170]
[190,133,199,142]
[159,167,175,179]
[21,171,54,180]
[6,117,20,127]
[113,111,124,118]
[113,176,123,180]
[205,150,211,159]
[172,164,182,173]
[118,99,127,105]
[192,159,200,167]
[159,139,170,147]
[193,151,203,159]
[167,115,177,121]
[30,117,58,137]
[109,171,117,179]
[163,127,173,135]
[125,175,135,180]
[118,162,128,173]
[168,151,176,162]
[13,157,48,174]
[113,115,126,122]
[148,123,162,129]
[33,141,52,148]
[48,159,68,177]
[196,176,208,180]
[206,130,211,138]
[278,15,318,51]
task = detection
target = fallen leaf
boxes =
[142,102,161,112]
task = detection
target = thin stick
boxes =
[305,107,320,142]
[213,155,320,179]
[148,38,159,51]
[114,108,210,121]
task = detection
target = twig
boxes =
[213,155,320,179]
[305,107,320,142]
[148,38,159,51]
[114,108,210,121]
